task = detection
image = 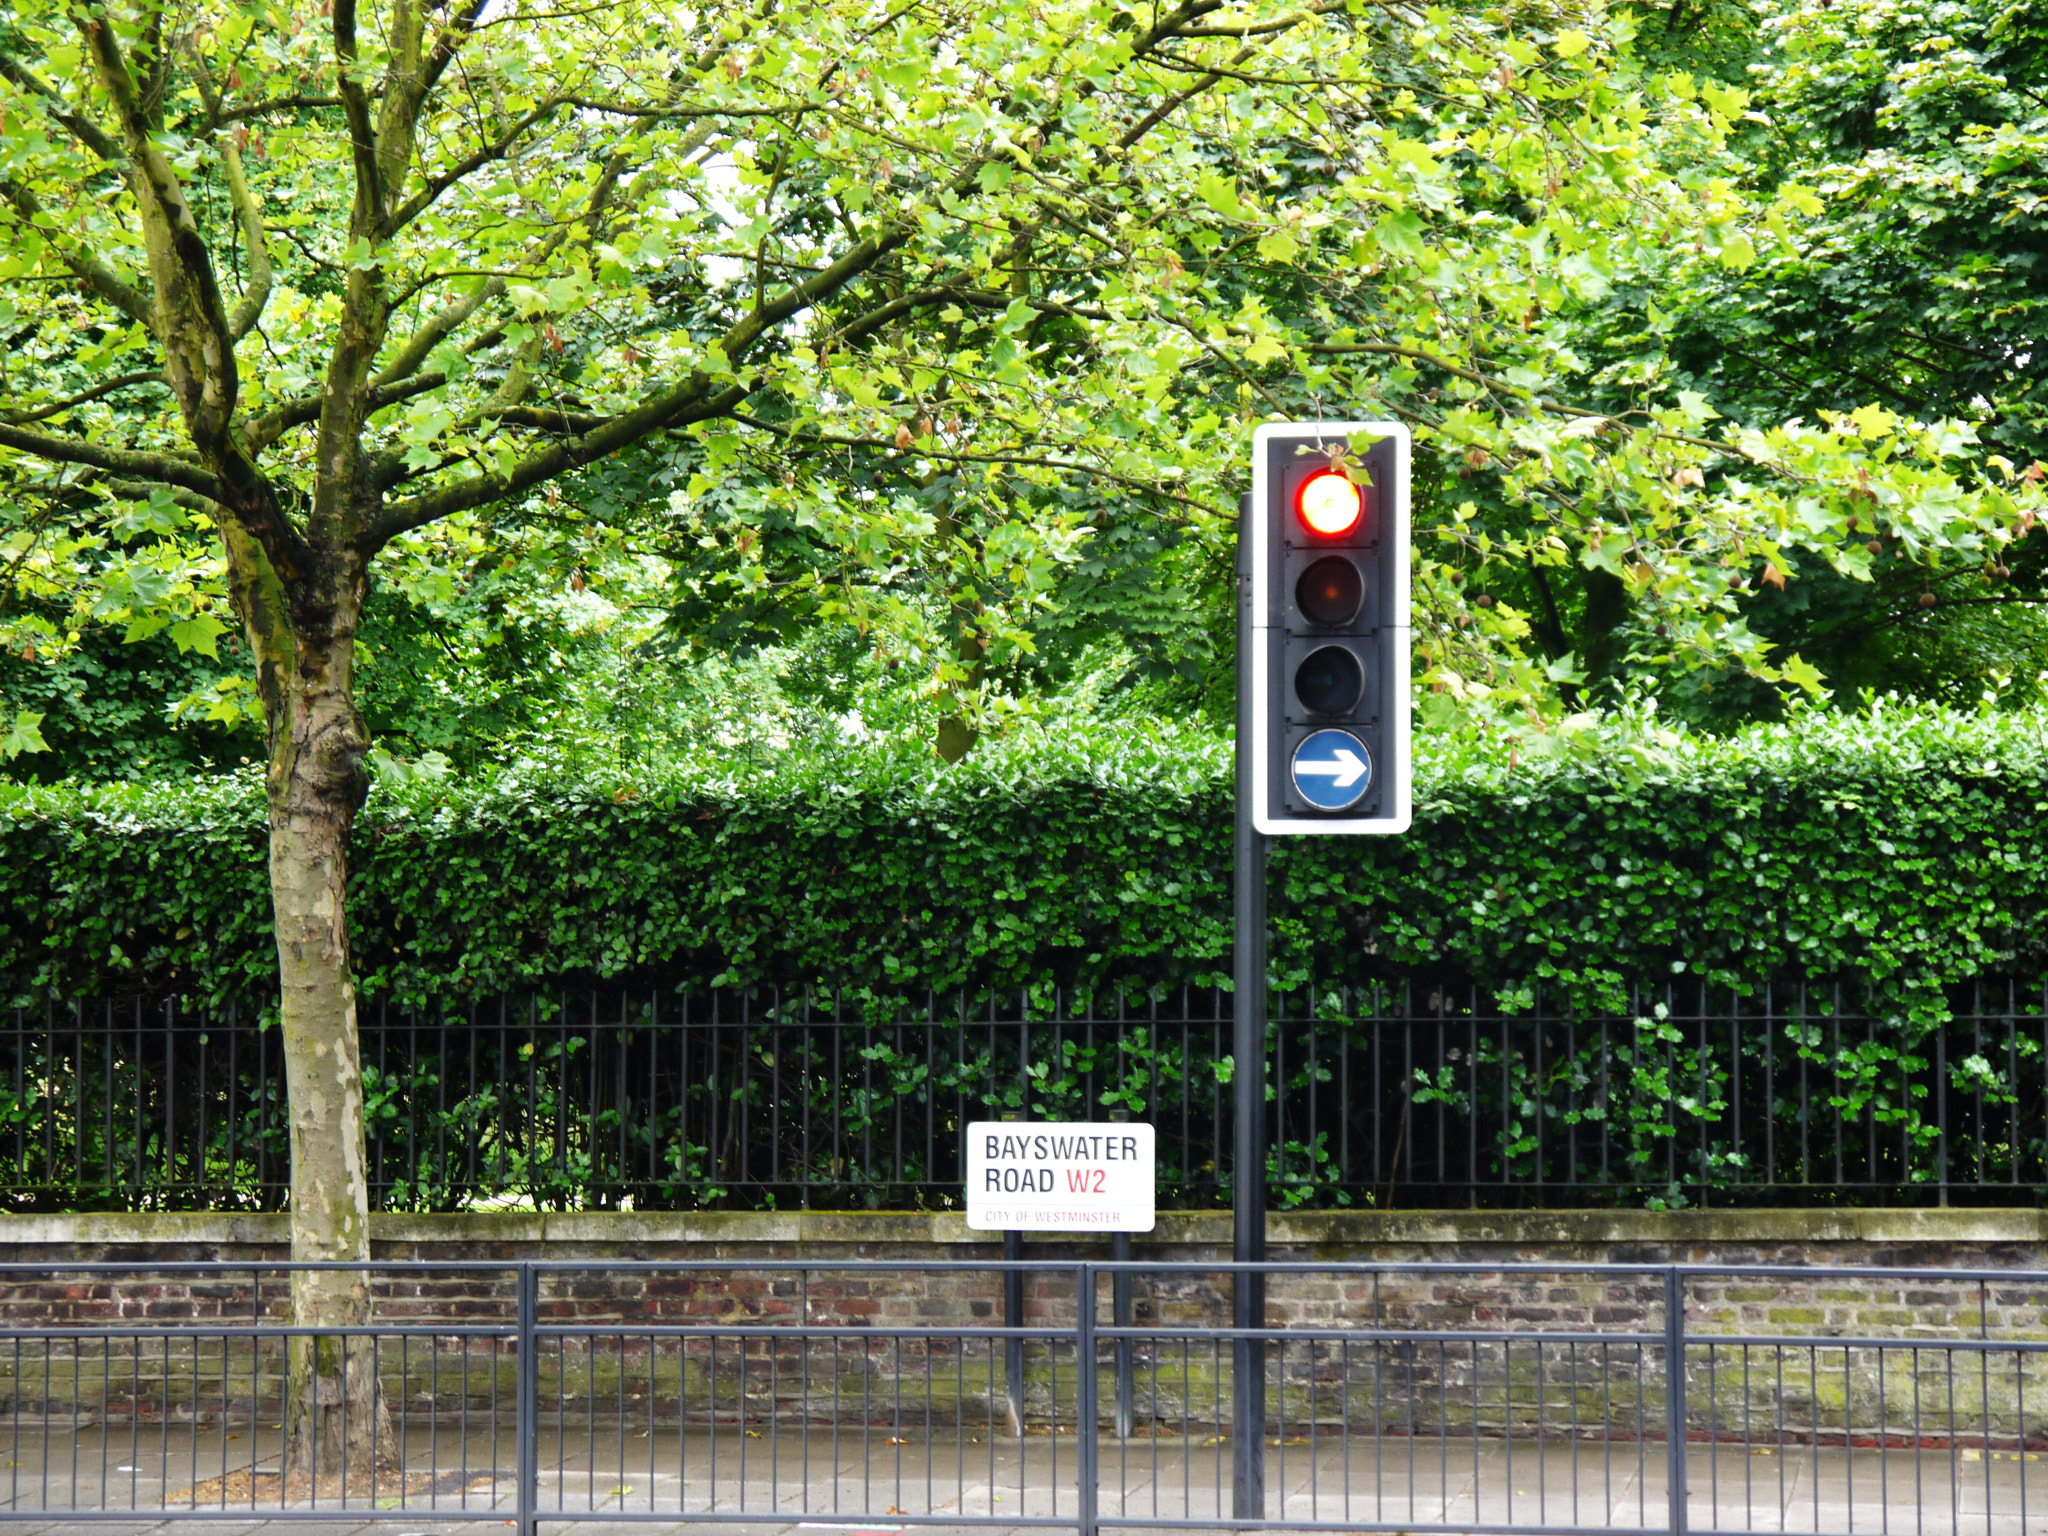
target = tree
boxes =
[2,0,2042,1471]
[1516,0,2048,715]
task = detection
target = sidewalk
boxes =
[5,1424,2043,1536]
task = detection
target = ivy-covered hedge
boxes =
[5,703,2048,1016]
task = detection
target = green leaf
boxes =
[167,614,228,658]
[0,711,47,761]
[1779,653,1827,695]
[1243,333,1288,365]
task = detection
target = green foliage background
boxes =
[6,702,2045,1020]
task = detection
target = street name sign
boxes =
[964,1121,1156,1232]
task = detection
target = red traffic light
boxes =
[1296,470,1364,537]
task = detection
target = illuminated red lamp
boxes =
[1296,470,1364,537]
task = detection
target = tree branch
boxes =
[554,94,810,118]
[0,49,124,164]
[80,16,307,582]
[0,420,227,500]
[103,476,228,517]
[371,278,505,388]
[368,379,751,544]
[331,0,388,234]
[79,13,241,448]
[416,0,491,102]
[0,370,165,425]
[221,140,273,341]
[731,413,1213,514]
[384,99,558,235]
[251,325,506,451]
[214,93,343,123]
[481,403,608,434]
[722,227,916,370]
[1169,2,1346,35]
[1308,340,1739,456]
[0,180,155,331]
[360,0,1230,550]
[1119,66,1230,147]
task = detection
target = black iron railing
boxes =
[5,981,2047,1212]
[2,1257,2047,1535]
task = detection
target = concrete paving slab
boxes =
[10,1429,2048,1536]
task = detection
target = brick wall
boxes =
[5,1210,2047,1440]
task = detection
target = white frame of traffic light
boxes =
[1248,420,1411,836]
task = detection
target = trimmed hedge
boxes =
[5,703,2048,1017]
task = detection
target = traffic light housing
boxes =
[1247,422,1410,835]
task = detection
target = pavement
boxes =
[3,1425,2046,1536]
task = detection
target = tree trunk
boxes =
[931,482,985,764]
[243,540,394,1481]
[1576,566,1632,696]
[934,710,980,763]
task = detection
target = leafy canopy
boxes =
[0,0,2043,771]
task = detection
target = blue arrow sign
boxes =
[1290,728,1373,811]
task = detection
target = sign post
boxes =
[1232,495,1268,1520]
[967,1120,1157,1444]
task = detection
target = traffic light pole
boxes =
[1232,499,1268,1523]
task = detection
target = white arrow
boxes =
[1295,747,1367,788]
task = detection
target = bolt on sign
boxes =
[964,1121,1156,1232]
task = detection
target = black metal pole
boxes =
[1111,1102,1135,1440]
[1004,1229,1025,1436]
[1232,495,1267,1522]
[1005,1047,1028,1437]
[1112,1229,1133,1438]
[1076,1261,1101,1536]
[1666,1266,1689,1536]
[516,1262,538,1536]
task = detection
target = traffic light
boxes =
[1247,422,1410,835]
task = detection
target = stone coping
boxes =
[4,1207,2047,1248]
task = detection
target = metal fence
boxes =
[3,1257,2047,1535]
[8,980,2048,1212]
